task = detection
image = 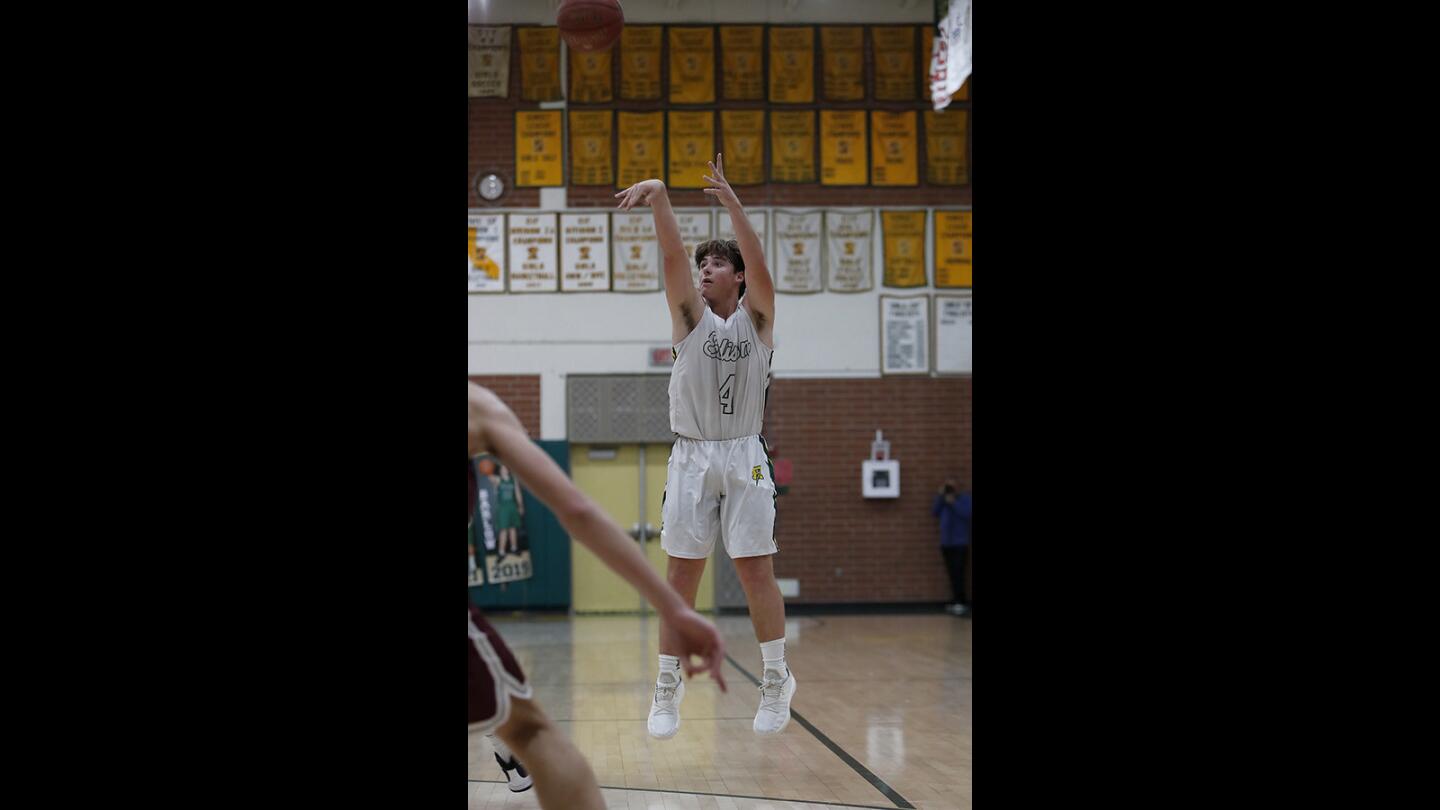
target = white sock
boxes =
[487,733,515,762]
[759,637,787,680]
[658,654,681,683]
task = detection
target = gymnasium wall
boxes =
[469,0,970,606]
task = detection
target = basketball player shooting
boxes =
[616,154,796,740]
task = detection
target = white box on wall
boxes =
[862,460,900,498]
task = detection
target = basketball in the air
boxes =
[556,0,624,52]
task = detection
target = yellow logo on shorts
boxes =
[751,465,764,482]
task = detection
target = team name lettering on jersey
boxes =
[703,331,751,362]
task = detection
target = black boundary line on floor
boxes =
[467,778,899,810]
[723,653,916,810]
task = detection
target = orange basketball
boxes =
[556,0,624,52]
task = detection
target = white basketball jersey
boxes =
[670,304,772,440]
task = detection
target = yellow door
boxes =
[571,442,713,613]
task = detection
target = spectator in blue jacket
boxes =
[932,479,972,616]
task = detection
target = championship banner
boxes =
[825,209,874,292]
[769,27,815,103]
[569,110,614,186]
[468,213,506,294]
[770,110,816,183]
[570,46,613,102]
[881,210,927,288]
[933,293,973,375]
[933,210,972,288]
[717,209,768,248]
[772,210,824,293]
[720,26,764,101]
[667,110,715,189]
[561,213,611,292]
[616,111,664,189]
[870,110,918,186]
[611,213,661,292]
[720,110,765,186]
[515,110,564,187]
[924,109,968,185]
[668,27,716,104]
[620,26,663,100]
[469,26,510,98]
[518,27,561,101]
[674,210,714,288]
[872,26,917,101]
[820,109,867,186]
[820,26,864,101]
[507,213,559,293]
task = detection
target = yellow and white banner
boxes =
[772,210,824,294]
[720,110,765,186]
[721,26,764,100]
[561,213,611,292]
[507,213,559,292]
[820,110,867,186]
[769,27,815,103]
[569,110,613,186]
[620,26,663,100]
[882,210,927,288]
[669,27,716,103]
[923,109,968,185]
[469,26,510,98]
[820,26,864,101]
[826,209,874,292]
[569,46,613,103]
[617,111,664,189]
[468,213,506,294]
[518,27,561,101]
[667,110,715,189]
[611,213,661,292]
[770,110,816,183]
[871,110,918,186]
[933,210,972,288]
[872,26,917,100]
[515,110,564,187]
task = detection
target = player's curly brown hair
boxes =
[694,239,746,297]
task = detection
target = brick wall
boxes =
[469,375,541,436]
[765,376,971,603]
